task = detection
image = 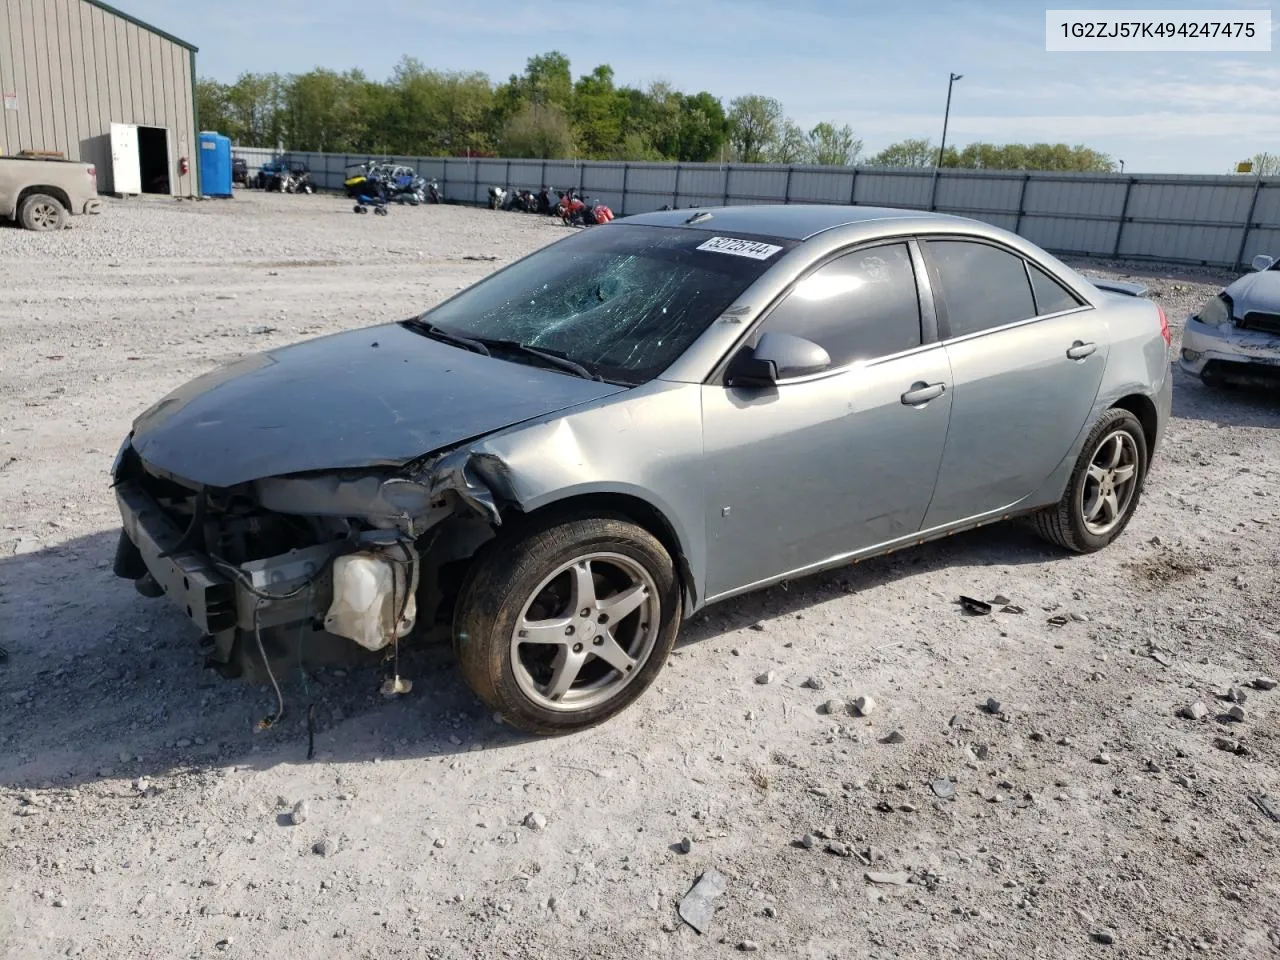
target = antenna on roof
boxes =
[685,211,713,225]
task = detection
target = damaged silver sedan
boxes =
[112,205,1172,733]
[1180,253,1280,388]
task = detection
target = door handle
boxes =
[901,381,946,406]
[1066,340,1097,360]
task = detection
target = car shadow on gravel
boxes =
[1171,365,1280,428]
[0,520,1056,790]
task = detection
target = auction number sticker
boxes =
[697,236,784,260]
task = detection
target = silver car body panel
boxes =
[114,205,1173,638]
[428,210,1170,613]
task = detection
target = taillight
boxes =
[1157,304,1171,346]
[86,165,96,178]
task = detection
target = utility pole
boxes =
[928,72,962,211]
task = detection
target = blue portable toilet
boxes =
[199,132,233,197]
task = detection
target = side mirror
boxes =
[726,331,832,387]
[1252,254,1275,272]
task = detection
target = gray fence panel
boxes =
[854,170,931,208]
[788,168,854,204]
[1021,177,1124,218]
[1019,215,1117,258]
[223,144,1280,267]
[727,166,790,203]
[1127,180,1252,225]
[1120,222,1240,265]
[677,165,726,198]
[936,172,1023,214]
[626,164,678,208]
[504,161,543,190]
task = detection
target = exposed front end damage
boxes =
[110,439,503,682]
[1180,282,1280,389]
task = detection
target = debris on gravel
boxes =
[523,812,548,831]
[879,731,906,745]
[1253,677,1278,691]
[801,676,825,690]
[865,871,911,886]
[822,699,847,716]
[853,695,876,716]
[984,698,1003,715]
[1180,702,1210,721]
[755,670,776,685]
[678,869,727,934]
[287,800,309,825]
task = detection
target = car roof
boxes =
[619,204,979,241]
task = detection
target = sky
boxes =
[123,0,1278,173]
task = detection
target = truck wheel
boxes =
[454,515,681,735]
[19,193,67,231]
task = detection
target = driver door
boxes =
[700,241,954,600]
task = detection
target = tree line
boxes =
[198,51,1124,172]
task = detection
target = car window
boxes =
[927,240,1037,338]
[754,243,922,368]
[420,224,793,385]
[1028,263,1082,315]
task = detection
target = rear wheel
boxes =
[1032,408,1148,553]
[19,193,67,231]
[454,515,681,734]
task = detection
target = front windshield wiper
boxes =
[472,338,603,381]
[402,317,491,356]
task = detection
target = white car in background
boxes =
[1180,254,1280,388]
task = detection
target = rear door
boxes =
[110,123,140,195]
[919,237,1108,530]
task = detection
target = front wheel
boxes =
[454,516,681,734]
[1031,408,1148,553]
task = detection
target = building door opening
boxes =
[137,126,170,195]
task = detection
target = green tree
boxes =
[770,119,810,164]
[728,95,782,163]
[807,122,861,166]
[573,65,624,158]
[868,138,938,167]
[500,102,575,159]
[676,91,728,162]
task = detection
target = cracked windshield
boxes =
[420,225,788,383]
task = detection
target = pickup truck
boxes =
[0,156,103,230]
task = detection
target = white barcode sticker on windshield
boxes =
[696,236,784,260]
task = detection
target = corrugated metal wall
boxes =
[234,147,1280,269]
[0,0,198,196]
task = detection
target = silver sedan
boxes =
[111,205,1173,733]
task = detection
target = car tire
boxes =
[19,193,68,231]
[454,515,681,735]
[1031,408,1148,554]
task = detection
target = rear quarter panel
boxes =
[1026,292,1170,506]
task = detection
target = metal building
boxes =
[0,0,199,196]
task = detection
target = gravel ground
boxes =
[1,191,1279,959]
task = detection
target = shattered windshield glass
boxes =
[416,224,790,384]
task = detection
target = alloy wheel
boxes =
[509,551,661,712]
[1079,429,1140,536]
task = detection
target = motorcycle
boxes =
[488,185,507,210]
[427,178,442,204]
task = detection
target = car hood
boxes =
[1226,269,1280,316]
[129,322,628,488]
